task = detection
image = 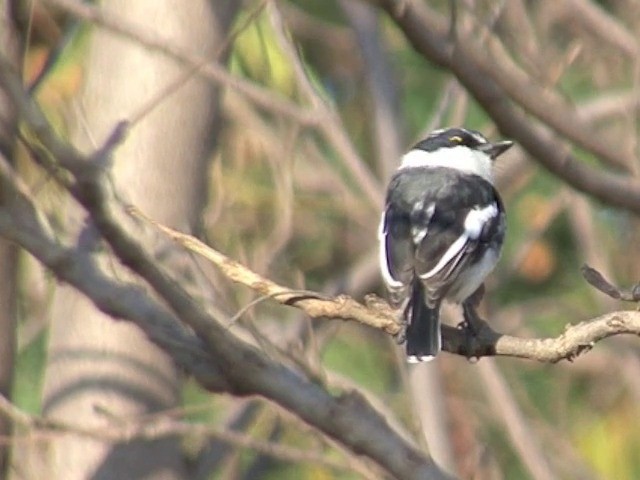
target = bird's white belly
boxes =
[446,249,499,303]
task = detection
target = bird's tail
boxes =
[404,281,441,362]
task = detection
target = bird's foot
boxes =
[457,300,488,358]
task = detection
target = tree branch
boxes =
[582,264,640,302]
[129,206,399,335]
[4,46,638,369]
[369,0,640,213]
[43,0,384,210]
[0,56,450,480]
[0,157,229,393]
[133,208,640,363]
[42,0,315,125]
[0,394,366,477]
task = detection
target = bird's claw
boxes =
[458,301,489,359]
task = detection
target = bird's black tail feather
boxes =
[404,281,441,362]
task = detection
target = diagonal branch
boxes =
[369,0,640,214]
[132,206,640,364]
[0,394,364,477]
[582,264,640,302]
[128,206,399,335]
[0,55,449,480]
[43,0,314,125]
[43,0,384,210]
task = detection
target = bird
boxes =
[378,127,513,362]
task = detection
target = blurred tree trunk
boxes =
[12,1,235,478]
[0,1,21,477]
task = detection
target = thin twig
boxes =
[126,0,268,127]
[267,2,383,209]
[0,395,362,476]
[476,360,555,480]
[43,0,316,124]
[582,264,640,302]
[128,205,398,334]
[371,0,640,213]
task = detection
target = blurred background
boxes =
[3,0,640,479]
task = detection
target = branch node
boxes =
[572,343,594,360]
[606,316,625,328]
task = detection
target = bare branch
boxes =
[43,0,315,124]
[267,2,383,209]
[453,311,640,362]
[476,360,555,480]
[0,57,449,480]
[340,0,404,179]
[564,0,640,58]
[0,395,363,477]
[43,0,384,210]
[369,0,640,213]
[0,166,229,393]
[133,205,640,364]
[582,264,640,302]
[129,206,399,335]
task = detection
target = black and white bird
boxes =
[378,127,512,362]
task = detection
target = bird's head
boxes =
[400,127,513,182]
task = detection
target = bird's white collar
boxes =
[399,146,494,183]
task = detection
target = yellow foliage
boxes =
[232,13,297,97]
[575,401,640,480]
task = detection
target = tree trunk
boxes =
[16,2,233,478]
[0,1,21,477]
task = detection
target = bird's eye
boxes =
[449,135,462,143]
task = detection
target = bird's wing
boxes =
[379,168,502,307]
[415,202,500,305]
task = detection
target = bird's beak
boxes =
[478,140,513,159]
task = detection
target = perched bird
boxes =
[378,127,512,362]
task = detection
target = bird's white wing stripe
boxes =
[419,203,497,280]
[411,201,435,245]
[419,232,468,280]
[378,213,403,288]
[464,203,498,238]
